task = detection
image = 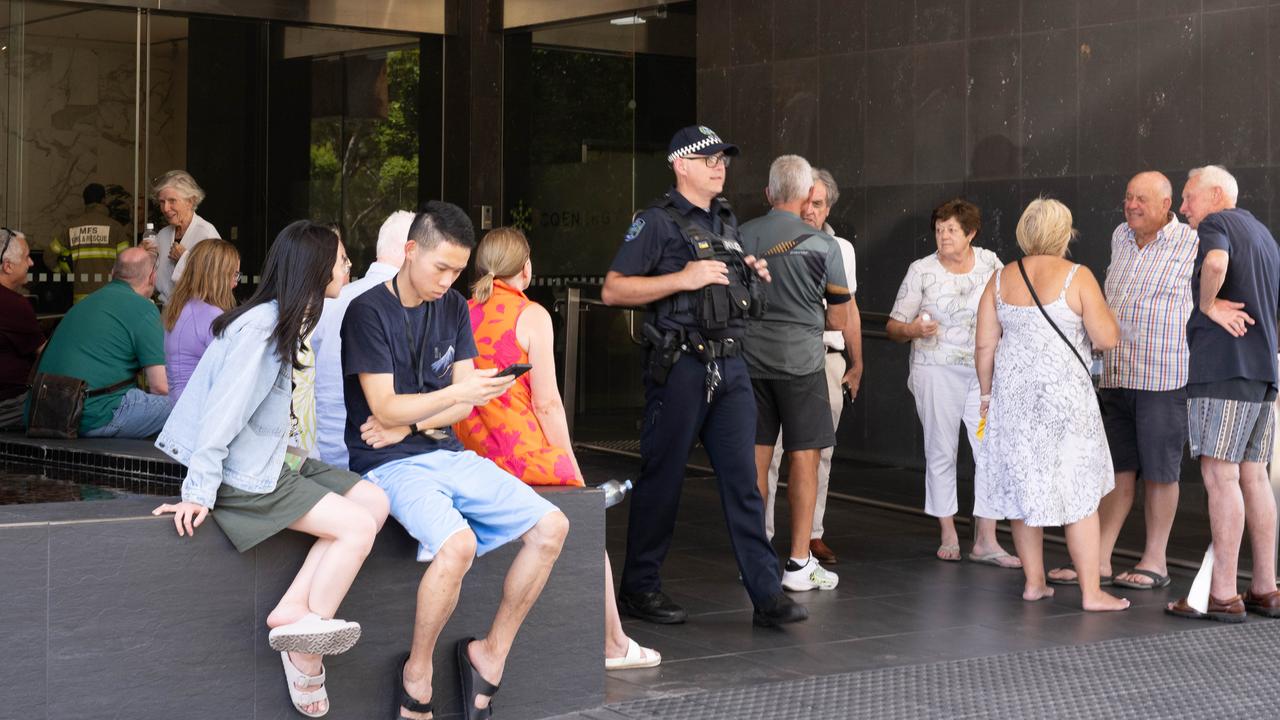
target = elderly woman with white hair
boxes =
[152,170,220,303]
[974,197,1129,612]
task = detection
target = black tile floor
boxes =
[572,448,1248,712]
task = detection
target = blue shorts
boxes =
[364,450,559,562]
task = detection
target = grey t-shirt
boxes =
[739,209,851,378]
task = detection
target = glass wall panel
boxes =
[5,2,140,310]
[275,25,420,275]
[503,3,695,433]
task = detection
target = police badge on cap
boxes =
[666,125,740,164]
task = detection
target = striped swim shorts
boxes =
[1187,397,1275,463]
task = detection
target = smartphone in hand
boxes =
[496,363,533,379]
[842,382,853,406]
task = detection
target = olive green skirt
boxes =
[212,457,361,552]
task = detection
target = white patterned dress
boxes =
[980,264,1114,527]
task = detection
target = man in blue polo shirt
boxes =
[1166,165,1280,623]
[341,201,568,719]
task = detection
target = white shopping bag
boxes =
[1187,544,1214,614]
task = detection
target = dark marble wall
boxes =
[696,0,1280,471]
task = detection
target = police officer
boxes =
[603,125,808,628]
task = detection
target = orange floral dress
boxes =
[454,280,582,486]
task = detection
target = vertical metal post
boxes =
[562,286,580,437]
[132,9,141,238]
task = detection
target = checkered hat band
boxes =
[667,135,724,163]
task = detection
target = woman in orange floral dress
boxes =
[454,227,660,671]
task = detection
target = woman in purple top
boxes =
[162,238,239,402]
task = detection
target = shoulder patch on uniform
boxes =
[624,218,646,242]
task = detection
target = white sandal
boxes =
[605,638,662,671]
[268,613,362,655]
[280,651,329,718]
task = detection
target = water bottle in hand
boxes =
[601,479,633,509]
[141,223,158,253]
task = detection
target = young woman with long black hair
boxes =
[153,220,390,717]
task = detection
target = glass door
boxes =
[2,0,142,310]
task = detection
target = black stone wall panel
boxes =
[1021,29,1079,177]
[729,62,777,191]
[774,0,821,60]
[969,0,1021,39]
[818,0,867,54]
[1136,14,1202,170]
[913,42,967,183]
[914,0,966,44]
[731,0,773,66]
[1203,8,1269,167]
[1024,0,1077,32]
[774,58,822,161]
[1077,22,1140,175]
[0,525,48,720]
[819,52,868,186]
[867,0,914,50]
[864,48,916,185]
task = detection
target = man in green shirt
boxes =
[32,247,170,437]
[739,154,851,594]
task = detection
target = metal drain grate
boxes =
[565,622,1280,719]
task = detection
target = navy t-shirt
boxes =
[1187,208,1280,387]
[340,283,477,475]
[609,188,735,337]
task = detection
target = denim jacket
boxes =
[155,302,291,508]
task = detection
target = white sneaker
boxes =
[782,555,839,592]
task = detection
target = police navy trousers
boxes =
[621,353,783,607]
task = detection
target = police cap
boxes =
[666,125,740,165]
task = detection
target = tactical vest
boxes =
[654,195,766,336]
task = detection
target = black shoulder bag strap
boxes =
[1015,258,1091,376]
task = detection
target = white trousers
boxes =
[765,352,845,540]
[907,363,1000,519]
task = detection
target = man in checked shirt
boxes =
[1048,171,1197,591]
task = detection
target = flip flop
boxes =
[1047,564,1114,587]
[280,651,328,718]
[606,638,662,671]
[1112,568,1171,590]
[936,544,961,562]
[456,637,500,720]
[394,652,433,719]
[968,550,1022,569]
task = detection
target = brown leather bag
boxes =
[26,373,134,439]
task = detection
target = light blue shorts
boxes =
[365,450,559,561]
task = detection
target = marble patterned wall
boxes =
[15,34,186,252]
[696,0,1280,468]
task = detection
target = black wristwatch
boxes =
[408,422,422,437]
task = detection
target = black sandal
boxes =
[395,653,434,719]
[456,637,501,720]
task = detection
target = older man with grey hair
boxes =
[1049,171,1197,592]
[0,229,44,428]
[740,155,851,592]
[312,209,415,468]
[762,168,863,565]
[1166,165,1280,622]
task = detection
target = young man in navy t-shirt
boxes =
[340,202,568,719]
[1166,165,1280,623]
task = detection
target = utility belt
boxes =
[642,322,738,399]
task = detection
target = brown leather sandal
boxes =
[1165,594,1246,623]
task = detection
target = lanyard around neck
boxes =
[391,274,430,392]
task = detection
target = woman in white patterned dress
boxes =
[974,198,1129,612]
